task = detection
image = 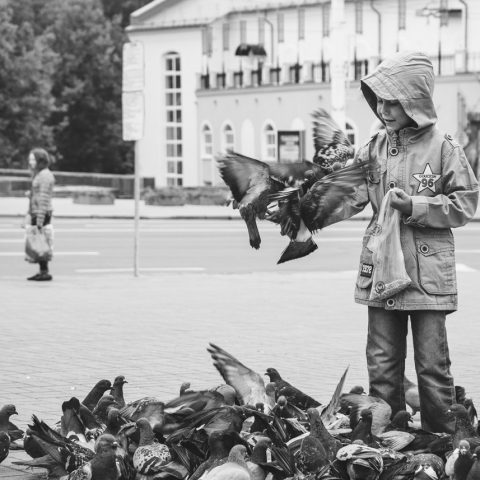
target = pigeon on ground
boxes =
[340,393,392,435]
[130,418,172,476]
[246,437,274,480]
[218,151,325,250]
[104,408,128,438]
[449,404,480,450]
[65,433,134,480]
[466,446,480,480]
[264,367,320,410]
[207,343,274,412]
[298,413,329,473]
[179,382,194,396]
[120,397,166,435]
[307,407,342,461]
[111,376,128,408]
[93,395,119,426]
[61,397,89,440]
[454,440,475,480]
[12,415,94,474]
[336,443,384,480]
[203,444,252,480]
[82,379,112,412]
[385,411,412,432]
[0,431,9,464]
[0,404,24,443]
[352,410,377,446]
[404,376,420,416]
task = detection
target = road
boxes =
[2,217,480,276]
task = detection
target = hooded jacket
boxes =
[332,51,479,311]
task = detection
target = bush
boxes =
[143,186,230,206]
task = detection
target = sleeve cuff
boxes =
[403,196,429,226]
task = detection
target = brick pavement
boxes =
[2,268,480,478]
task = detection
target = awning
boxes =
[235,43,267,56]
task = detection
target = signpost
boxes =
[122,41,144,277]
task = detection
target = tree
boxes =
[44,0,132,173]
[0,4,57,168]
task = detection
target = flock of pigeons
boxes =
[217,109,371,264]
[1,343,480,480]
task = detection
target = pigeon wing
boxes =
[312,108,351,149]
[207,343,267,407]
[217,152,273,204]
[300,160,368,233]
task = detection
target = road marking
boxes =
[0,251,99,256]
[75,267,205,273]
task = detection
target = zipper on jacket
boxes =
[389,132,399,156]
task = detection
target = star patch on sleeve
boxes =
[412,163,441,193]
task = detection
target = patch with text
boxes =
[360,263,374,278]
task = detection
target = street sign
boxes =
[123,41,144,92]
[122,91,144,142]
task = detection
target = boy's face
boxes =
[376,97,414,132]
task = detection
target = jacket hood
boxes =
[360,51,437,131]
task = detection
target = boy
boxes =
[333,51,478,433]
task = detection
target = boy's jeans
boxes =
[367,307,455,433]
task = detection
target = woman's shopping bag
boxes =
[367,188,412,301]
[25,225,53,263]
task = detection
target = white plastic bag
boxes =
[25,225,54,263]
[367,188,411,301]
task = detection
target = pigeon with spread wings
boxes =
[218,152,326,249]
[268,159,369,263]
[207,343,275,412]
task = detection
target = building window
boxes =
[201,124,213,185]
[165,52,183,186]
[201,124,213,157]
[277,12,284,43]
[322,3,330,37]
[263,124,277,161]
[258,17,265,45]
[240,20,247,44]
[223,22,230,51]
[355,0,363,34]
[202,27,212,55]
[298,8,305,40]
[222,124,235,153]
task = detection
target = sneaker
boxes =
[27,273,41,281]
[35,273,52,281]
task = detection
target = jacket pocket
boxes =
[356,237,374,289]
[417,238,456,295]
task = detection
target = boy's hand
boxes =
[390,188,412,216]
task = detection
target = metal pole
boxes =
[134,141,140,277]
[330,0,346,129]
[458,0,468,71]
[369,0,382,63]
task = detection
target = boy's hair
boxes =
[30,148,51,169]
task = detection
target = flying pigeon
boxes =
[218,152,324,249]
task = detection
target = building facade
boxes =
[127,0,480,187]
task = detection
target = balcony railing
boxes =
[197,51,480,91]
